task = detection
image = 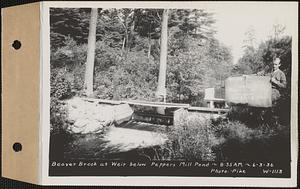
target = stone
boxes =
[74,118,88,128]
[93,124,104,133]
[82,120,103,134]
[95,107,114,122]
[113,104,133,125]
[70,125,85,134]
[173,108,188,127]
[68,109,81,121]
[64,97,133,134]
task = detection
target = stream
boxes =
[63,120,171,160]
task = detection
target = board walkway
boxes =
[81,97,228,113]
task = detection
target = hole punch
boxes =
[12,40,21,50]
[13,142,22,152]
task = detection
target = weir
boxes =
[64,97,229,157]
[81,97,229,127]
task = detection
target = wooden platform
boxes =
[188,106,229,114]
[81,97,228,114]
[123,100,190,108]
[82,97,123,105]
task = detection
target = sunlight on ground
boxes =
[102,126,168,152]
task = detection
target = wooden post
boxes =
[209,100,215,108]
[155,9,169,102]
[85,8,98,97]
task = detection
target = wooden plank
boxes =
[204,97,226,102]
[188,106,229,113]
[82,97,123,105]
[123,100,190,108]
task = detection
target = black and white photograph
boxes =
[45,2,297,182]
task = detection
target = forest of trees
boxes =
[50,8,292,108]
[50,8,233,106]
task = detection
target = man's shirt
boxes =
[271,69,286,90]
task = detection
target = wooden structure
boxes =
[204,88,227,108]
[82,98,228,115]
[78,97,230,126]
[188,106,229,114]
[225,76,272,107]
[124,100,190,109]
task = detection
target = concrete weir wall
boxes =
[65,97,133,134]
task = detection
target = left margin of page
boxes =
[2,2,41,185]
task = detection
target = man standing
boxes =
[256,57,287,125]
[270,58,286,104]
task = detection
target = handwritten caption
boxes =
[50,161,283,175]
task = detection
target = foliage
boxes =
[225,105,273,128]
[50,37,87,70]
[50,8,91,49]
[167,36,232,105]
[95,50,158,100]
[50,98,68,134]
[152,105,290,162]
[50,67,74,134]
[49,98,75,160]
[157,117,221,161]
[50,68,75,160]
[169,9,215,38]
[260,36,292,86]
[50,67,73,99]
[50,8,233,105]
[210,99,290,162]
[211,119,290,161]
[232,35,292,79]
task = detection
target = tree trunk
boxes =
[148,36,151,59]
[155,9,169,102]
[121,37,126,56]
[128,12,135,52]
[84,8,98,97]
[123,15,129,55]
[148,41,151,59]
